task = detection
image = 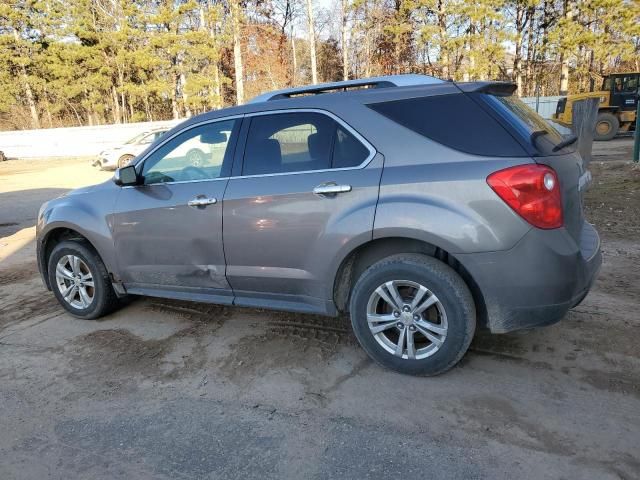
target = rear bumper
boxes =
[457,221,601,333]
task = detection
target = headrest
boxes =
[308,132,332,162]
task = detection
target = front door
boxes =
[223,110,382,312]
[611,74,639,111]
[112,118,240,299]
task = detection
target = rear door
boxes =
[222,110,382,311]
[112,118,240,298]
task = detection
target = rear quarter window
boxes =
[367,93,528,157]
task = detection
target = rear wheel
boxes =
[349,254,476,376]
[594,112,619,141]
[118,154,135,168]
[48,241,120,319]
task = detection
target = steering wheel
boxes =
[182,165,209,181]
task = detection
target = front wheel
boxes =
[48,240,121,319]
[594,112,619,141]
[349,254,476,376]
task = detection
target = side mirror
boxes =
[113,165,139,186]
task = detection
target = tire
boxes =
[47,240,120,319]
[594,112,619,141]
[349,254,476,376]
[118,154,135,168]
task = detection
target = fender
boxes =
[37,182,120,286]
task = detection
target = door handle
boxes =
[313,183,352,195]
[187,196,217,207]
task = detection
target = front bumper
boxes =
[458,221,601,333]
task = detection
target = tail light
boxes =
[487,164,563,229]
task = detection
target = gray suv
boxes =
[37,75,601,375]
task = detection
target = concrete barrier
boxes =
[0,119,182,159]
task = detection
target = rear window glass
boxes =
[479,94,571,155]
[367,93,528,157]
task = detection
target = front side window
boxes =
[242,112,370,176]
[141,119,237,184]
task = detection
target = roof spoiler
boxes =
[249,74,444,103]
[455,81,518,96]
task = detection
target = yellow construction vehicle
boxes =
[552,72,639,141]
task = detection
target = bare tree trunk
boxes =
[306,0,318,83]
[291,33,298,84]
[524,6,535,96]
[364,0,371,76]
[13,29,40,129]
[341,0,349,81]
[45,102,53,128]
[111,86,121,124]
[559,0,573,95]
[213,65,222,109]
[462,38,470,81]
[120,92,127,122]
[117,67,127,122]
[43,88,53,128]
[231,0,244,104]
[437,0,449,79]
[172,72,181,119]
[180,72,192,118]
[513,5,528,95]
[143,88,152,121]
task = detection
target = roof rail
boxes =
[249,74,444,103]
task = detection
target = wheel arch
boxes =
[39,226,110,290]
[331,236,487,328]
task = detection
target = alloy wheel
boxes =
[55,255,95,309]
[366,280,448,360]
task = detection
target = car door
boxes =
[612,74,639,111]
[223,110,383,313]
[112,117,241,300]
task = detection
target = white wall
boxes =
[0,96,564,159]
[521,96,562,119]
[0,119,181,159]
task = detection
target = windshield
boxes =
[125,132,148,145]
[480,94,573,155]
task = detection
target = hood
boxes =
[64,179,114,197]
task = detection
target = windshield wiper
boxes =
[552,134,578,152]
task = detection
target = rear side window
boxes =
[242,112,370,176]
[367,93,527,157]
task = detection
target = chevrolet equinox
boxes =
[37,75,601,375]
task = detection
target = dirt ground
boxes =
[1,142,639,479]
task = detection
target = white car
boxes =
[96,129,169,170]
[96,127,232,171]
